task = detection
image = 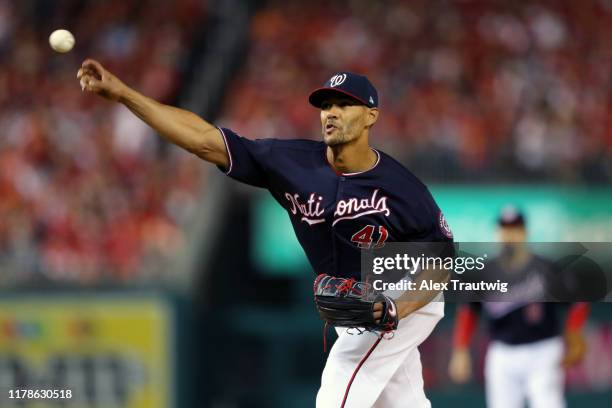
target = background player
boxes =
[448,206,589,408]
[78,61,453,407]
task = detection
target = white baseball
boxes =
[49,29,75,53]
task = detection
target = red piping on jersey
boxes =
[322,322,329,353]
[340,336,382,408]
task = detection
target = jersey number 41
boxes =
[351,225,388,249]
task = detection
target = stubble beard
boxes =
[323,127,355,147]
[323,132,345,147]
[323,115,364,146]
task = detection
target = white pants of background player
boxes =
[316,299,444,408]
[485,337,565,408]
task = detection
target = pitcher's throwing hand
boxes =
[77,59,126,101]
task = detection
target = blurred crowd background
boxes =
[0,0,205,285]
[0,0,611,407]
[222,0,612,182]
[2,0,612,285]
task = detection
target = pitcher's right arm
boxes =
[77,58,228,168]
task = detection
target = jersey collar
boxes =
[325,148,381,177]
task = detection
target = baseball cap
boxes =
[498,206,526,227]
[309,72,378,108]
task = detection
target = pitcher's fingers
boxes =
[78,67,96,77]
[82,59,105,76]
[83,77,102,92]
[82,77,92,91]
[80,76,96,91]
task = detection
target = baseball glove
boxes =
[313,274,399,333]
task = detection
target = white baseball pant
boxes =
[316,300,444,408]
[485,337,565,408]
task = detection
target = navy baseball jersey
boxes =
[471,256,561,345]
[218,128,454,279]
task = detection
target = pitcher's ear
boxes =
[367,108,379,128]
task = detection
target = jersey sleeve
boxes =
[565,302,590,332]
[403,188,454,243]
[397,187,455,262]
[453,304,480,348]
[217,127,275,188]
